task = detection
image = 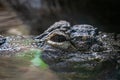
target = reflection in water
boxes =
[0,57,59,80]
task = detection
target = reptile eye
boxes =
[50,34,67,42]
[47,32,71,49]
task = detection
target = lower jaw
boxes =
[48,63,102,80]
[48,61,117,80]
[48,60,101,72]
[56,72,97,80]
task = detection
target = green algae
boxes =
[30,49,48,68]
[15,49,48,69]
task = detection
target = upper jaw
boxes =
[41,47,107,72]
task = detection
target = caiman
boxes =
[0,21,120,80]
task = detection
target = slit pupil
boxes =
[50,34,67,42]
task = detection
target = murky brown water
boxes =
[0,57,59,80]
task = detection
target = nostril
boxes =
[0,36,6,45]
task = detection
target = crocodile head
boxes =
[0,21,119,80]
[36,21,119,80]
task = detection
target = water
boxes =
[0,57,59,80]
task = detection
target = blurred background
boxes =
[0,0,120,35]
[0,1,119,80]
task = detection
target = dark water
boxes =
[0,57,59,80]
[1,0,120,35]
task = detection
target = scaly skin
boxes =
[37,21,120,80]
[0,35,39,56]
[0,21,120,80]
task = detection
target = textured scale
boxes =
[36,21,120,80]
[0,21,120,80]
[0,35,39,56]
